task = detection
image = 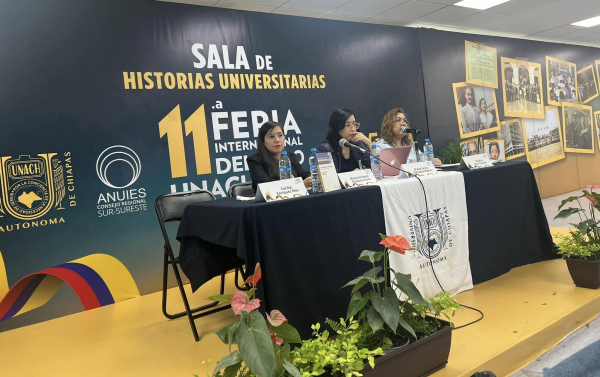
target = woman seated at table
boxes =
[247,122,312,192]
[317,108,372,173]
[375,108,442,167]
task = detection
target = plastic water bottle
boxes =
[424,139,435,164]
[309,148,322,193]
[371,145,383,180]
[279,151,291,180]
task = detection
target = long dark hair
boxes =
[326,108,355,150]
[257,121,284,179]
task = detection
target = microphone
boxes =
[339,138,367,154]
[401,127,422,135]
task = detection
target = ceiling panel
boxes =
[330,0,408,18]
[158,0,219,6]
[214,0,275,11]
[416,5,479,24]
[559,25,600,40]
[279,0,351,13]
[271,7,328,17]
[488,0,560,16]
[571,32,600,42]
[529,25,583,38]
[320,13,370,22]
[424,0,460,5]
[448,11,509,29]
[219,0,287,6]
[365,18,410,26]
[376,1,446,22]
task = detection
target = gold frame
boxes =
[576,64,599,104]
[546,56,578,107]
[496,118,526,161]
[501,57,545,119]
[452,82,501,139]
[465,40,498,89]
[562,102,595,154]
[595,110,600,152]
[483,138,505,162]
[522,106,565,169]
[460,138,481,156]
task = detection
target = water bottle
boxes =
[424,139,435,164]
[309,148,322,193]
[371,145,383,180]
[279,151,291,180]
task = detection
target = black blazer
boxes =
[247,152,310,192]
[317,140,371,173]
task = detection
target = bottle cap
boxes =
[425,138,430,142]
[311,148,317,152]
[282,151,287,155]
[372,144,377,148]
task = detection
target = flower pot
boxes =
[361,320,452,377]
[565,258,600,289]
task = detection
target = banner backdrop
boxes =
[0,0,428,329]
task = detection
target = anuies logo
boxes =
[0,153,76,232]
[408,207,452,268]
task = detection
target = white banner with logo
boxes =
[377,172,473,298]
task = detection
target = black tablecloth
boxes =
[176,161,557,338]
[462,161,557,283]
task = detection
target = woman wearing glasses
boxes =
[375,108,442,166]
[247,121,311,192]
[317,108,372,173]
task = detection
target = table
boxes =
[177,161,556,338]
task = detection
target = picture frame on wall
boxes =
[501,57,545,119]
[595,110,600,151]
[522,106,565,169]
[483,139,505,162]
[562,102,595,154]
[546,56,578,106]
[460,138,481,156]
[453,82,501,139]
[497,118,526,160]
[465,41,498,89]
[576,65,599,104]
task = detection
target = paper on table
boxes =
[235,195,255,201]
[441,163,460,167]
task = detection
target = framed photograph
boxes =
[465,41,498,89]
[596,60,600,96]
[453,82,500,138]
[595,110,600,151]
[522,106,565,169]
[562,102,595,154]
[497,118,526,160]
[501,57,545,119]
[484,139,505,162]
[460,138,481,156]
[576,65,599,104]
[546,56,578,106]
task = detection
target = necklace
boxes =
[342,147,350,159]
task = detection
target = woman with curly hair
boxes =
[375,108,442,166]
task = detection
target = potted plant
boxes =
[555,186,600,288]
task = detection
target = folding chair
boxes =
[227,181,254,199]
[155,190,246,341]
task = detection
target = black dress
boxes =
[247,152,311,192]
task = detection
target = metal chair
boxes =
[155,190,246,341]
[227,181,255,199]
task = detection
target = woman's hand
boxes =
[303,176,312,188]
[434,158,442,167]
[351,132,373,150]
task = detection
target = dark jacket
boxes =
[247,152,310,192]
[317,140,371,173]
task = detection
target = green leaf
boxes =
[379,233,388,241]
[283,360,302,377]
[212,352,242,377]
[397,315,416,339]
[215,322,240,345]
[366,306,384,332]
[393,273,431,309]
[371,290,400,334]
[236,310,275,377]
[206,294,233,303]
[341,267,384,290]
[577,219,596,235]
[271,323,302,344]
[558,196,581,210]
[245,288,257,298]
[358,250,385,264]
[350,279,370,295]
[274,343,290,376]
[554,208,584,220]
[346,291,372,319]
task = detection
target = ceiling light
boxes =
[454,0,511,10]
[572,16,600,28]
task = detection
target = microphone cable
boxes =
[367,151,484,330]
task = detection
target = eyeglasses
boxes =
[266,132,285,140]
[344,122,360,130]
[394,118,409,125]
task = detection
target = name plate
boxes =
[458,154,494,170]
[316,153,341,192]
[399,161,437,178]
[255,178,308,202]
[338,170,377,189]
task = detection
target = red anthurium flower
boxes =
[267,310,288,327]
[269,330,283,346]
[231,290,261,316]
[587,184,600,189]
[380,235,411,254]
[245,263,262,286]
[586,195,599,207]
